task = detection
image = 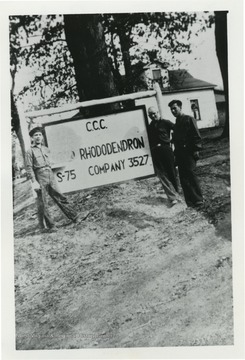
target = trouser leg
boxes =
[36,168,77,223]
[175,167,181,193]
[48,184,77,221]
[187,167,203,203]
[153,146,180,202]
[36,190,45,228]
[154,160,179,202]
[177,166,192,205]
[177,151,203,205]
[161,146,179,193]
[156,167,180,202]
[36,186,55,228]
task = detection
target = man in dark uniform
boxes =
[168,100,204,208]
[148,106,181,206]
[26,124,78,232]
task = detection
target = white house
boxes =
[135,62,219,129]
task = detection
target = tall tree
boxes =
[10,16,42,165]
[10,15,78,111]
[11,90,26,172]
[214,11,229,138]
[9,15,78,166]
[103,12,212,93]
[63,14,119,114]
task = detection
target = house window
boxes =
[190,99,201,120]
[152,68,161,81]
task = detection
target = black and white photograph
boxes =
[1,1,244,359]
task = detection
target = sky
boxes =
[179,25,223,89]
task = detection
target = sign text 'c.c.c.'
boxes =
[86,119,107,132]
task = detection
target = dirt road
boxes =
[14,128,233,349]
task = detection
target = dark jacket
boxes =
[148,119,175,148]
[173,114,202,152]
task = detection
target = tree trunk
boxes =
[11,91,27,169]
[64,14,119,115]
[114,14,134,94]
[215,11,229,138]
[110,32,124,94]
[119,29,133,93]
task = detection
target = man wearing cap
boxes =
[26,124,78,232]
[148,106,181,207]
[168,100,204,208]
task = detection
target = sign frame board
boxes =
[43,105,156,193]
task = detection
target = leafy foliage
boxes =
[102,12,214,93]
[10,12,215,108]
[10,15,79,111]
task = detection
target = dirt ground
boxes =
[13,127,233,350]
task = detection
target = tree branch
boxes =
[19,38,67,49]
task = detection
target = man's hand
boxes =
[32,181,41,192]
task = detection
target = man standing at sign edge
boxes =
[26,124,78,232]
[148,106,181,207]
[168,99,204,208]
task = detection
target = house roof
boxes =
[164,69,216,92]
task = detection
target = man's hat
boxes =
[29,123,44,137]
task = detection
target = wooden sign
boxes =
[44,106,154,193]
